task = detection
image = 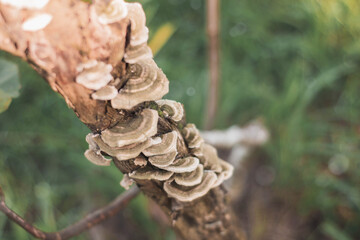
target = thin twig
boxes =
[205,0,220,130]
[0,186,140,240]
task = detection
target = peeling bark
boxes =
[0,1,245,239]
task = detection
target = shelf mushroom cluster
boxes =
[77,0,234,202]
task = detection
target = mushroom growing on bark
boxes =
[84,133,112,166]
[142,131,178,156]
[91,85,118,100]
[94,0,128,25]
[161,156,199,173]
[148,151,177,168]
[126,2,149,46]
[156,99,184,122]
[76,60,113,90]
[101,108,158,148]
[129,167,174,181]
[183,123,204,149]
[174,164,204,186]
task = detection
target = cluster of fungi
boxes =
[0,0,234,203]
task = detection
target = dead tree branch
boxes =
[0,186,139,240]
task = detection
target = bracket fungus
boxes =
[183,124,204,149]
[164,171,217,202]
[94,0,128,25]
[111,65,169,110]
[156,100,184,122]
[129,167,174,181]
[120,174,134,190]
[22,14,53,32]
[84,133,112,166]
[174,164,204,187]
[126,2,148,46]
[76,61,113,90]
[143,131,178,156]
[124,43,153,64]
[148,151,177,168]
[161,156,199,173]
[198,143,222,172]
[212,159,234,188]
[101,108,158,148]
[91,85,118,101]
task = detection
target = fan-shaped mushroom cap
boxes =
[0,0,49,9]
[91,134,154,161]
[101,109,158,147]
[122,59,157,93]
[126,2,148,46]
[120,174,134,190]
[156,100,184,122]
[148,151,177,168]
[191,143,204,157]
[164,171,217,202]
[84,149,112,166]
[134,156,148,166]
[76,61,113,90]
[129,167,173,181]
[111,67,169,110]
[199,144,222,172]
[124,43,153,64]
[161,156,199,173]
[183,124,204,149]
[22,13,53,32]
[212,159,234,188]
[95,0,128,24]
[174,164,204,187]
[143,131,178,156]
[91,85,118,100]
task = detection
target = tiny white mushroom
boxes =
[126,2,148,46]
[101,108,158,148]
[156,99,184,122]
[120,174,134,190]
[163,171,217,202]
[0,0,49,9]
[76,61,113,90]
[161,156,199,173]
[142,131,178,157]
[95,0,128,24]
[22,14,53,32]
[91,85,118,101]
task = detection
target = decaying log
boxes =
[0,1,245,239]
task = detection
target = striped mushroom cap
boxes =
[156,99,184,122]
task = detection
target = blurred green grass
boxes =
[1,0,360,239]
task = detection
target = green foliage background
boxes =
[1,0,359,239]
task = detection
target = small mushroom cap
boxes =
[148,151,177,168]
[91,85,118,100]
[76,61,113,90]
[0,0,49,9]
[84,149,112,166]
[134,156,148,167]
[120,174,134,190]
[129,167,174,181]
[191,143,204,157]
[163,171,217,202]
[199,144,222,172]
[111,67,169,110]
[95,0,128,24]
[156,99,184,122]
[183,124,204,149]
[143,131,178,156]
[22,13,53,32]
[212,159,234,188]
[126,2,148,45]
[124,43,153,64]
[161,156,199,173]
[174,164,204,187]
[101,108,159,148]
[92,134,153,161]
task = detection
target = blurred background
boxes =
[0,0,360,239]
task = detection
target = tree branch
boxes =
[0,186,140,240]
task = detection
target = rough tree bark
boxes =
[0,1,245,239]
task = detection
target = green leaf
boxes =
[0,58,20,113]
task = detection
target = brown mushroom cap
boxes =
[183,124,204,149]
[174,164,204,187]
[143,131,178,156]
[156,99,184,122]
[101,108,158,147]
[212,159,234,188]
[148,151,177,168]
[91,134,153,161]
[161,156,199,173]
[84,149,112,166]
[124,43,153,64]
[129,167,174,181]
[163,171,217,202]
[111,67,169,110]
[122,59,157,93]
[198,143,222,172]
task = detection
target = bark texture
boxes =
[0,1,245,239]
